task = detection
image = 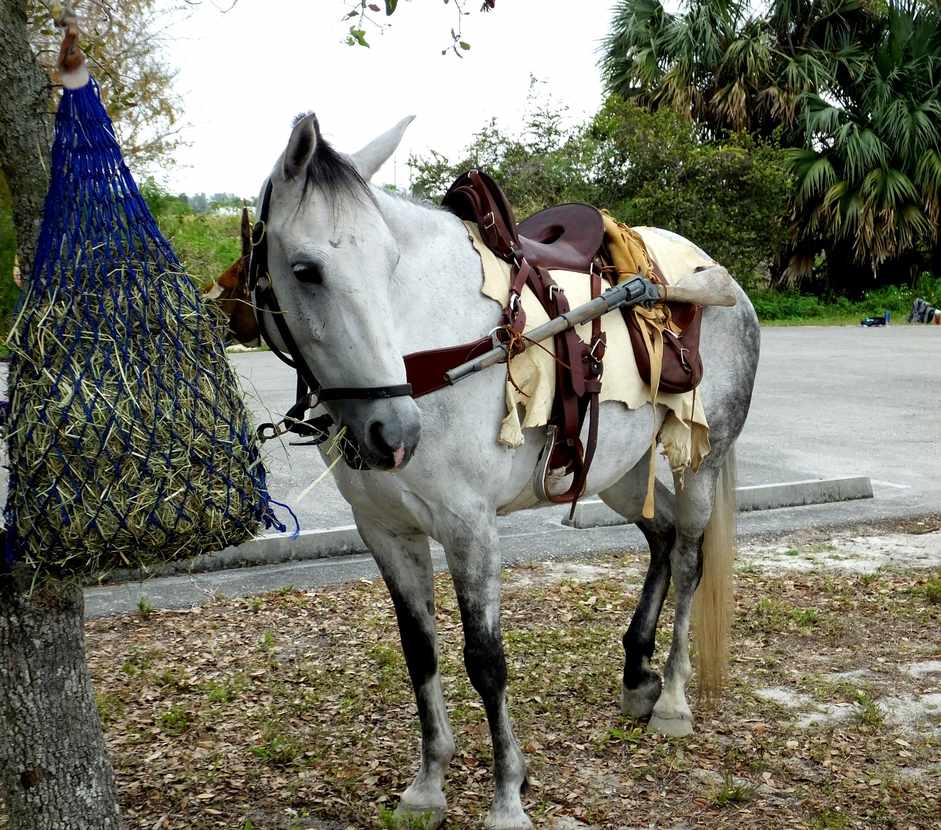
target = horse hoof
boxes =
[621,675,662,719]
[647,711,694,737]
[394,803,446,830]
[485,807,533,830]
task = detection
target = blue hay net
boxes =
[3,77,291,576]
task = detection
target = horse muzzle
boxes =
[336,396,422,471]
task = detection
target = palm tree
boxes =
[601,0,941,288]
[787,1,941,284]
[602,0,876,139]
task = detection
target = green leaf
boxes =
[385,0,398,15]
[348,27,370,48]
[459,41,471,50]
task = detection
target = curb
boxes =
[564,476,874,529]
[98,477,874,585]
[97,526,367,585]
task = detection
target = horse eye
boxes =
[292,262,323,285]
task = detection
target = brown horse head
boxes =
[203,208,261,345]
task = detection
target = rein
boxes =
[248,180,413,447]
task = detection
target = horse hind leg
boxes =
[601,466,676,720]
[356,518,455,830]
[649,449,735,737]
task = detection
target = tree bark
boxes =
[0,579,122,829]
[0,0,53,278]
[0,2,124,827]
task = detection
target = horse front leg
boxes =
[444,517,531,830]
[356,517,455,829]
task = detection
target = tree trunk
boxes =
[0,2,124,827]
[0,0,53,278]
[0,579,122,829]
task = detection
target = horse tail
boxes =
[693,443,737,700]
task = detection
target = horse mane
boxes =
[293,112,373,207]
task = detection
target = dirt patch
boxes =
[4,532,937,830]
[739,530,941,573]
[505,560,640,589]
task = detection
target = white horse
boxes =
[255,113,760,830]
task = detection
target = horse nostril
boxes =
[369,420,395,457]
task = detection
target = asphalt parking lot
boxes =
[75,324,941,615]
[235,325,941,534]
[3,324,940,616]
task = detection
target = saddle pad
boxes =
[463,222,710,478]
[632,226,716,276]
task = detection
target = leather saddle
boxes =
[443,170,609,511]
[517,203,605,273]
[443,170,605,274]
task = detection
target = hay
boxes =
[2,76,283,581]
[5,265,269,577]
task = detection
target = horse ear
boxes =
[351,115,415,181]
[217,264,239,289]
[240,208,251,259]
[282,114,318,180]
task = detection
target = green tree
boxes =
[601,0,941,290]
[26,0,183,170]
[601,0,875,143]
[410,87,598,217]
[590,97,792,288]
[787,1,941,287]
[410,94,792,288]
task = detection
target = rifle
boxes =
[445,266,736,385]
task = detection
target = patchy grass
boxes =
[136,595,155,618]
[813,809,850,829]
[853,691,885,728]
[250,724,305,768]
[378,805,436,830]
[39,543,939,829]
[925,574,941,605]
[157,705,192,736]
[709,773,755,807]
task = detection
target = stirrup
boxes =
[533,425,559,501]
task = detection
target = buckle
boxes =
[482,211,495,231]
[257,420,289,441]
[548,284,563,301]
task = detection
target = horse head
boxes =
[257,112,421,471]
[203,208,260,345]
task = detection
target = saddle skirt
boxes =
[463,221,711,509]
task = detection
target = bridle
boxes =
[247,179,413,454]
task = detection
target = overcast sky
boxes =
[163,0,620,196]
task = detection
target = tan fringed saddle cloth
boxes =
[600,213,712,516]
[465,221,712,517]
